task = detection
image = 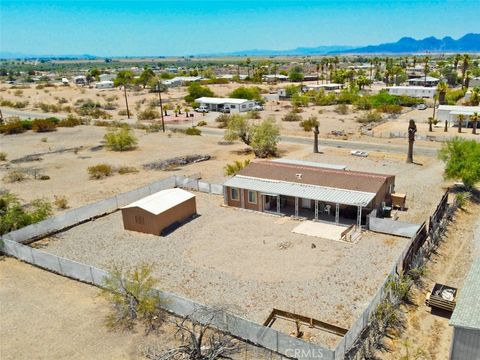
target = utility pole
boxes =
[157,80,165,132]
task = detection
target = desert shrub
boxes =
[196,120,207,127]
[377,104,403,114]
[76,107,111,119]
[57,97,69,104]
[3,170,27,183]
[224,159,251,176]
[0,193,52,235]
[117,166,139,174]
[88,163,113,179]
[32,119,57,132]
[144,124,163,133]
[247,110,261,119]
[356,111,384,124]
[101,263,165,333]
[38,175,50,180]
[37,102,62,113]
[58,115,85,127]
[229,86,262,101]
[13,100,28,109]
[117,109,130,116]
[13,89,23,96]
[137,108,160,120]
[0,152,7,161]
[445,88,466,105]
[104,128,137,151]
[185,127,201,136]
[291,93,310,107]
[53,195,69,209]
[282,111,302,122]
[367,91,422,108]
[216,113,231,128]
[40,137,48,142]
[103,102,117,110]
[335,103,349,115]
[314,92,338,106]
[0,117,27,134]
[354,96,373,110]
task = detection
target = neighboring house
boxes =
[437,105,480,127]
[407,76,440,87]
[99,73,115,82]
[95,80,114,89]
[195,97,255,113]
[449,258,480,360]
[163,76,203,87]
[302,83,343,92]
[121,188,196,236]
[223,159,395,228]
[388,86,436,98]
[219,74,248,81]
[262,74,289,82]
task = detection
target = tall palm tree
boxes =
[245,58,251,79]
[316,63,320,85]
[437,81,448,105]
[471,112,479,135]
[461,54,471,89]
[423,56,430,86]
[457,114,465,133]
[114,70,134,119]
[453,54,462,72]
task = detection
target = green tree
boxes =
[224,159,251,176]
[288,65,304,82]
[437,81,448,105]
[101,263,165,333]
[184,82,214,104]
[471,112,479,135]
[438,137,480,189]
[229,86,262,101]
[457,114,465,133]
[114,70,134,119]
[137,67,155,88]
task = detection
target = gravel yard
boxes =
[35,191,408,348]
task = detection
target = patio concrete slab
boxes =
[292,221,348,241]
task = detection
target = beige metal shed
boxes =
[121,188,196,235]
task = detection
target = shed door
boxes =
[301,198,312,209]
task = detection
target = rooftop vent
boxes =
[295,173,303,179]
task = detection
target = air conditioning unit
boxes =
[295,173,302,179]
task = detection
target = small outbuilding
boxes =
[121,188,196,235]
[449,258,480,359]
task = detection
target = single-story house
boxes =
[437,105,480,127]
[219,74,248,81]
[407,76,440,87]
[262,74,289,82]
[449,258,480,360]
[223,159,395,227]
[99,73,115,82]
[195,97,256,113]
[121,188,197,235]
[302,83,343,92]
[95,80,114,89]
[164,76,203,87]
[388,86,436,98]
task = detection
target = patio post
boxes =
[335,203,340,224]
[295,197,299,217]
[315,200,318,221]
[357,206,362,228]
[240,189,245,209]
[277,195,281,214]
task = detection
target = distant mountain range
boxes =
[1,33,479,59]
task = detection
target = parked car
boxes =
[416,104,427,110]
[350,150,369,157]
[219,107,230,113]
[253,104,264,111]
[195,105,209,113]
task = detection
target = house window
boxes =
[230,105,236,109]
[230,187,240,201]
[242,104,246,109]
[248,191,257,204]
[135,216,145,225]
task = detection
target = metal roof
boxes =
[122,188,195,215]
[272,158,347,170]
[224,175,375,207]
[196,97,251,105]
[408,76,440,82]
[438,105,480,112]
[450,258,480,330]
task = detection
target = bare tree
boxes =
[144,309,241,360]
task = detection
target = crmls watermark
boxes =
[285,348,324,359]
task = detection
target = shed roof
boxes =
[196,97,251,105]
[122,188,195,215]
[450,258,480,330]
[235,161,393,194]
[224,176,375,207]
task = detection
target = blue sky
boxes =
[1,0,478,56]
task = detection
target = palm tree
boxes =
[114,70,134,119]
[471,112,479,135]
[412,55,417,69]
[470,87,480,106]
[245,58,251,79]
[461,54,471,89]
[423,56,430,86]
[428,117,434,132]
[316,63,320,85]
[457,114,465,133]
[436,81,448,105]
[299,116,320,153]
[453,54,462,72]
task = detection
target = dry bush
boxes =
[0,152,7,161]
[356,111,384,124]
[117,166,138,175]
[282,111,302,122]
[3,170,27,183]
[138,108,160,120]
[32,119,57,132]
[87,163,113,179]
[104,128,137,151]
[335,103,349,115]
[53,195,69,209]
